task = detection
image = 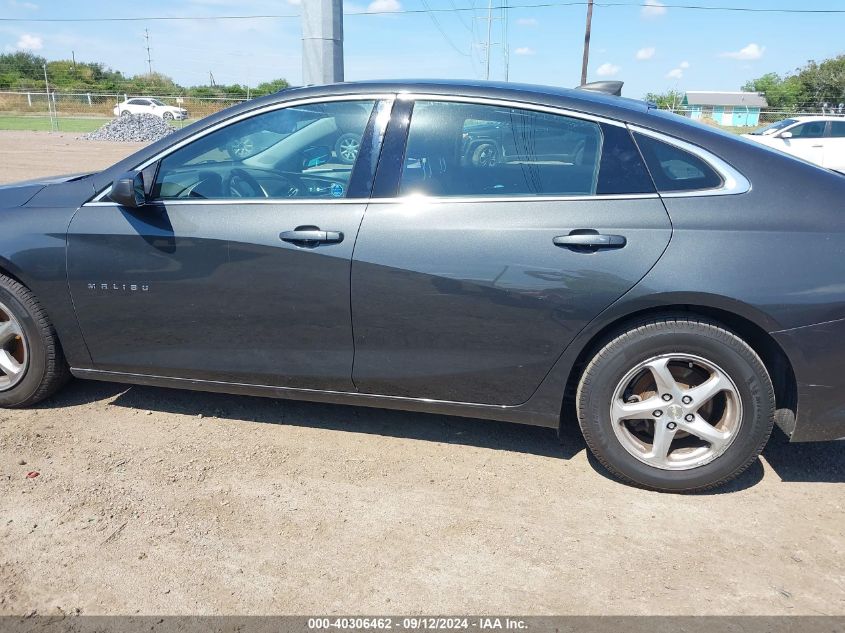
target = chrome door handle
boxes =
[553,232,626,250]
[280,227,344,245]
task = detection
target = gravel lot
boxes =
[0,131,843,616]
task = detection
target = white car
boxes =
[744,116,845,172]
[113,98,188,121]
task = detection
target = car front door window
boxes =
[152,100,376,201]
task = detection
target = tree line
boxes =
[0,51,289,98]
[645,54,844,112]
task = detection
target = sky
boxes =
[0,0,843,99]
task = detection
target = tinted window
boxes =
[634,133,723,192]
[151,100,375,200]
[128,99,147,106]
[828,121,845,138]
[399,101,603,197]
[789,122,825,138]
[595,124,655,195]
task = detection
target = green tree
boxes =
[744,55,845,111]
[254,78,290,95]
[643,90,684,109]
[742,72,802,110]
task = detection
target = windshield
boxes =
[150,99,166,107]
[749,119,798,136]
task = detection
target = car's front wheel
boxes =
[576,317,775,492]
[162,111,174,121]
[0,275,69,408]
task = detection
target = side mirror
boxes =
[779,131,794,139]
[111,171,145,208]
[302,145,331,169]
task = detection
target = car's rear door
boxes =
[68,96,391,391]
[349,97,672,405]
[824,121,845,171]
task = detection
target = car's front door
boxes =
[779,121,826,166]
[350,99,673,405]
[68,97,389,390]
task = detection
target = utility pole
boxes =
[143,28,153,75]
[42,63,55,132]
[302,0,344,85]
[484,0,494,80]
[580,0,594,86]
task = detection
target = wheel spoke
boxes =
[0,320,20,346]
[644,357,681,399]
[648,422,677,463]
[611,396,663,422]
[684,372,729,410]
[0,349,23,377]
[680,414,731,451]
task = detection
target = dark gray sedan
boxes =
[1,80,843,492]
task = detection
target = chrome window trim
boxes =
[88,93,396,203]
[83,192,659,207]
[628,124,751,197]
[396,92,627,128]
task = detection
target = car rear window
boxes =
[633,133,723,193]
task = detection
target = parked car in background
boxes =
[113,98,189,121]
[744,116,845,172]
[2,80,845,493]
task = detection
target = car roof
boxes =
[791,115,845,122]
[275,79,653,119]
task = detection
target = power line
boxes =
[419,0,472,57]
[1,3,845,22]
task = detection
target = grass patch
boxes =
[0,115,111,133]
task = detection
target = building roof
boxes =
[685,91,768,107]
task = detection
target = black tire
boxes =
[162,111,174,121]
[120,110,131,117]
[0,274,70,408]
[576,317,775,493]
[471,141,500,167]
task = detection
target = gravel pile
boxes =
[81,113,176,143]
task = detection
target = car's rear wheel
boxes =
[576,317,775,492]
[120,110,131,117]
[0,275,69,408]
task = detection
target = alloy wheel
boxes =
[0,299,28,392]
[610,353,743,471]
[338,136,360,162]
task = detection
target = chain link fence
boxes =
[2,90,844,135]
[661,106,845,133]
[0,90,250,132]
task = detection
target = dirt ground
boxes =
[0,131,843,616]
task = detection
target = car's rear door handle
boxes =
[280,227,344,245]
[553,232,626,250]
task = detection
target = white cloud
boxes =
[720,43,765,61]
[514,47,535,56]
[641,0,667,18]
[367,0,401,12]
[516,17,538,26]
[14,33,42,50]
[680,61,690,69]
[635,47,655,61]
[666,68,683,80]
[596,62,621,77]
[286,0,301,4]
